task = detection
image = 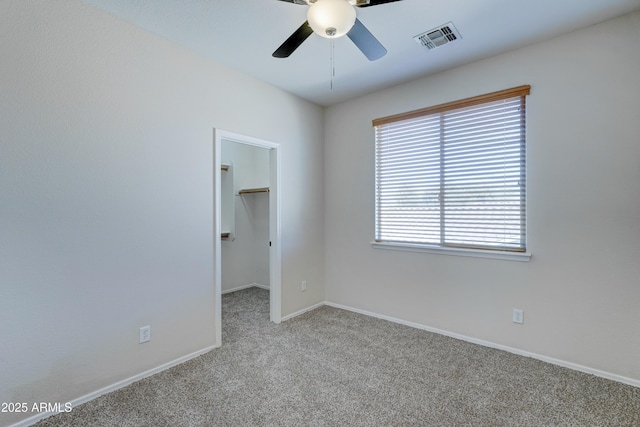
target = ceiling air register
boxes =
[414,22,462,51]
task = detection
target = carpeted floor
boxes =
[36,287,639,426]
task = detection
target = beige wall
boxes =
[324,11,640,383]
[0,0,324,425]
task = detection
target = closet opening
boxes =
[213,129,281,347]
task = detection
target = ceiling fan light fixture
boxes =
[307,0,356,38]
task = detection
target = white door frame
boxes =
[213,129,282,346]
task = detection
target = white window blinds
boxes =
[373,85,530,253]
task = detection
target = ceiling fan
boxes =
[273,0,403,61]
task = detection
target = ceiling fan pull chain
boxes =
[330,37,335,90]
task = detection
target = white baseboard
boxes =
[324,301,640,389]
[10,344,218,427]
[281,301,325,322]
[222,282,270,294]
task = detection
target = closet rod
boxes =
[238,187,269,195]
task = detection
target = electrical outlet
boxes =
[139,326,151,343]
[512,309,524,324]
[301,280,307,291]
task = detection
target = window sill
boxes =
[370,241,531,262]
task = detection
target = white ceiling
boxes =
[82,0,640,106]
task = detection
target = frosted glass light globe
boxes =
[307,0,356,38]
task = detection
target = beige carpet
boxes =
[36,287,640,426]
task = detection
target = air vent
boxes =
[414,22,462,51]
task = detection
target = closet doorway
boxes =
[213,129,281,346]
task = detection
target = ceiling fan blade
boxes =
[276,0,308,4]
[356,0,403,7]
[347,18,387,61]
[273,21,314,58]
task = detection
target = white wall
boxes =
[324,11,640,383]
[0,1,324,425]
[221,141,270,291]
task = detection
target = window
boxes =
[373,85,530,258]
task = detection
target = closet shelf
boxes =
[238,187,269,195]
